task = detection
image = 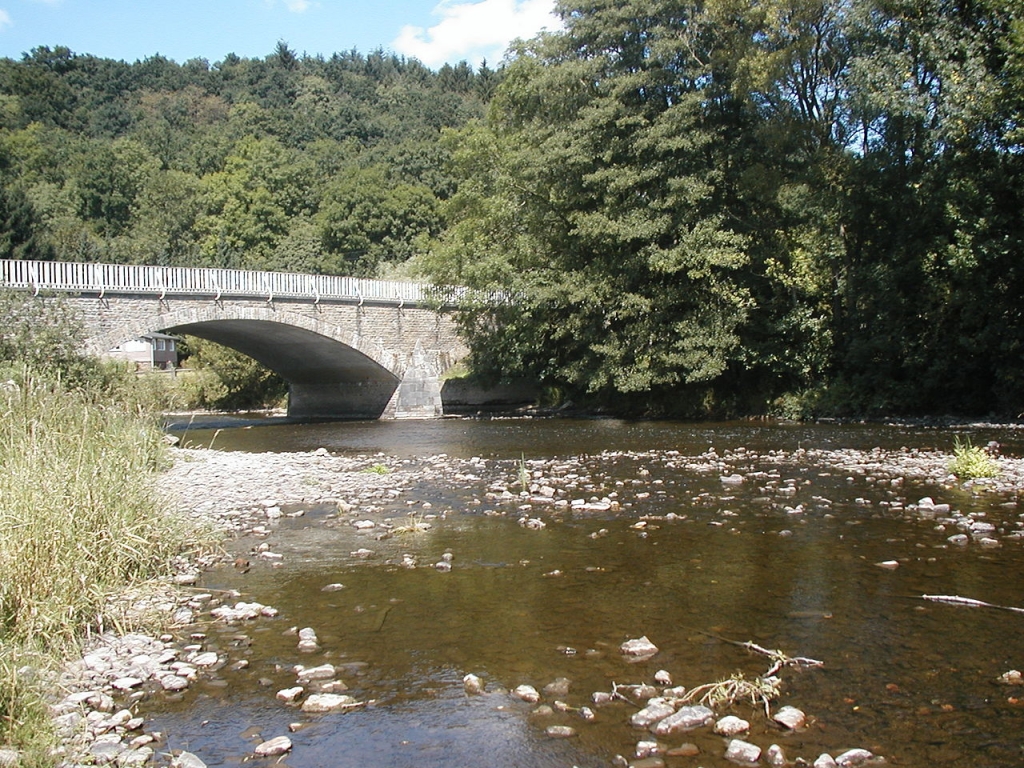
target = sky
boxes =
[0,0,562,69]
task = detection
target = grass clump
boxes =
[948,437,999,481]
[0,377,206,756]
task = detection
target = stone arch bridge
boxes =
[1,259,471,419]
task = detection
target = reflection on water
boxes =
[150,418,1024,767]
[170,414,1024,459]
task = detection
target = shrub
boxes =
[948,437,999,480]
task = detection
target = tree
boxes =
[318,164,441,277]
[0,181,54,260]
[426,1,751,411]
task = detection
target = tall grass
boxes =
[0,376,206,755]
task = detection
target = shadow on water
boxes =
[148,418,1024,767]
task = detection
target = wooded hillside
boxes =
[0,42,493,277]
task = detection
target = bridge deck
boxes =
[1,259,457,307]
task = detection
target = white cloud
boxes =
[265,0,313,13]
[393,0,560,68]
[0,10,10,31]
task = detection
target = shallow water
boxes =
[151,418,1024,767]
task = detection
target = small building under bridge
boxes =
[108,332,180,370]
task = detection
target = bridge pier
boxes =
[289,342,444,420]
[288,381,400,420]
[385,342,444,419]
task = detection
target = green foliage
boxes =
[0,291,100,387]
[948,437,1000,480]
[0,644,53,766]
[180,335,288,411]
[427,1,753,403]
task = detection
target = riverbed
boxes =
[139,418,1024,767]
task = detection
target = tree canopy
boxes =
[423,0,1024,417]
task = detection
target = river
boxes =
[150,416,1024,767]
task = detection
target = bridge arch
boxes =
[86,304,405,379]
[87,303,450,419]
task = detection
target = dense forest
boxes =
[1,0,1023,419]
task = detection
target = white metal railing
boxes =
[0,259,464,306]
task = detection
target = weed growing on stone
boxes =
[517,454,530,489]
[948,437,999,480]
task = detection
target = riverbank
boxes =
[48,435,1024,767]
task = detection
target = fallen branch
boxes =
[699,631,824,676]
[740,640,825,676]
[919,594,1024,615]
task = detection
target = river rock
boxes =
[297,627,320,652]
[513,685,540,703]
[112,677,143,691]
[171,751,208,768]
[319,680,350,693]
[724,739,762,763]
[813,754,839,768]
[159,675,190,691]
[630,700,675,729]
[629,759,665,768]
[88,733,124,762]
[654,670,672,685]
[636,740,659,758]
[190,652,219,668]
[300,694,362,713]
[276,686,304,703]
[254,736,292,757]
[651,705,714,735]
[766,744,788,767]
[773,705,806,730]
[836,748,876,766]
[714,715,749,736]
[543,677,572,697]
[619,683,660,700]
[296,663,335,682]
[463,673,485,694]
[211,601,268,621]
[998,669,1023,684]
[620,636,659,658]
[545,725,576,738]
[121,747,154,766]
